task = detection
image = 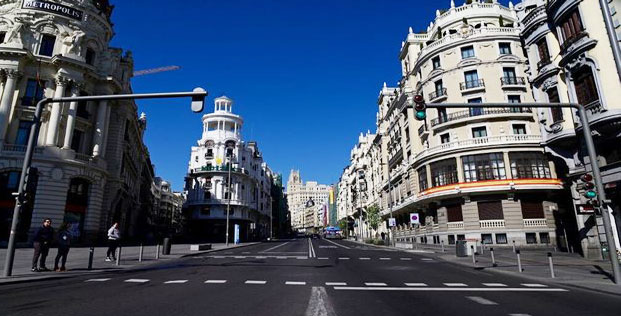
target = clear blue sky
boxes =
[109,0,511,191]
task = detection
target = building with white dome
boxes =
[183,96,274,242]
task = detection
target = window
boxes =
[85,48,96,65]
[508,95,522,112]
[464,70,480,89]
[509,152,551,179]
[472,126,487,138]
[77,92,90,119]
[573,67,599,105]
[477,200,504,220]
[521,199,544,219]
[461,46,475,59]
[499,42,511,55]
[537,39,550,65]
[417,167,428,191]
[405,127,410,143]
[448,235,456,245]
[457,234,465,241]
[430,158,458,187]
[39,34,56,56]
[434,80,444,98]
[502,67,517,84]
[539,232,550,244]
[469,97,483,116]
[440,133,450,144]
[446,204,463,222]
[526,233,538,244]
[15,120,33,145]
[207,122,217,131]
[21,79,45,106]
[71,130,83,153]
[432,56,441,70]
[481,234,493,244]
[547,88,563,122]
[462,153,506,182]
[495,233,508,244]
[206,148,213,158]
[0,31,5,44]
[512,124,526,135]
[560,10,584,43]
[437,108,448,123]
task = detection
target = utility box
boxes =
[456,240,468,257]
[163,237,172,255]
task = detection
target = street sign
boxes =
[410,213,420,225]
[576,204,595,215]
[388,218,396,227]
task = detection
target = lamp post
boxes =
[225,146,233,247]
[2,88,207,277]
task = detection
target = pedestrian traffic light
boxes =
[413,94,426,120]
[581,173,597,199]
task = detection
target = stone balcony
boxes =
[523,218,548,228]
[480,219,505,228]
[430,107,533,128]
[414,134,542,161]
[447,221,464,229]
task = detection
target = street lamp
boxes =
[2,88,208,277]
[225,142,235,247]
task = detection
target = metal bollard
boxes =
[516,249,523,272]
[88,247,94,270]
[512,240,516,253]
[441,240,445,252]
[139,244,144,262]
[156,244,160,260]
[116,246,122,266]
[480,243,484,255]
[471,245,476,267]
[490,247,497,267]
[548,252,556,278]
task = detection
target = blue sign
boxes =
[234,224,240,244]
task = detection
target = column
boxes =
[45,76,68,146]
[62,83,80,150]
[92,100,108,157]
[0,69,21,143]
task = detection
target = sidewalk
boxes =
[0,242,258,284]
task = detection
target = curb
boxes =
[180,242,262,258]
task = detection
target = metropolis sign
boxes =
[22,0,84,21]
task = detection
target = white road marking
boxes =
[204,280,227,284]
[245,280,267,284]
[359,257,371,260]
[333,287,568,292]
[276,256,287,259]
[444,283,468,287]
[242,251,251,254]
[261,242,290,253]
[286,281,307,285]
[521,283,547,287]
[308,238,317,258]
[234,256,245,259]
[319,246,337,248]
[379,258,391,260]
[482,283,507,287]
[421,258,434,261]
[509,314,532,316]
[404,283,428,287]
[322,238,351,249]
[164,280,188,284]
[466,296,498,305]
[255,256,267,259]
[338,257,350,260]
[325,282,347,286]
[124,279,149,283]
[305,286,337,316]
[400,258,412,261]
[212,255,226,259]
[297,256,309,259]
[365,282,387,286]
[85,278,111,282]
[317,257,329,260]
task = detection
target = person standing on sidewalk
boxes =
[54,222,72,272]
[106,222,120,262]
[32,218,54,272]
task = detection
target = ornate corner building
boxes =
[0,0,156,245]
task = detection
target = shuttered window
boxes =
[521,200,544,219]
[446,204,463,222]
[477,200,503,220]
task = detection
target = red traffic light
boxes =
[413,94,424,103]
[581,174,593,182]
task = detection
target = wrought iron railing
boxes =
[500,76,526,86]
[430,107,532,126]
[459,79,485,90]
[428,88,447,100]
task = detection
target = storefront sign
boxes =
[22,0,84,21]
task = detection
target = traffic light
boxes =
[413,94,426,120]
[581,173,597,199]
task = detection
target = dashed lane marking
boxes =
[509,314,532,316]
[521,283,547,288]
[286,281,307,285]
[212,255,226,259]
[297,256,308,260]
[85,278,111,282]
[400,258,412,261]
[325,282,347,286]
[245,280,267,285]
[317,257,329,260]
[164,280,188,284]
[256,256,267,259]
[379,258,391,260]
[482,283,507,287]
[322,238,351,249]
[204,280,227,284]
[365,282,387,286]
[466,296,498,305]
[333,287,568,292]
[276,256,287,259]
[338,257,350,260]
[124,279,150,283]
[421,258,434,261]
[234,256,245,259]
[404,283,428,287]
[444,283,468,287]
[359,257,371,260]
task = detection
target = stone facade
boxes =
[286,170,331,231]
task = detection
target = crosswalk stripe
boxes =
[276,256,287,259]
[365,282,387,286]
[421,258,434,261]
[338,257,350,260]
[444,283,468,287]
[85,278,111,282]
[359,257,371,260]
[404,283,427,287]
[285,281,306,285]
[255,256,267,259]
[204,280,227,284]
[325,282,347,286]
[124,279,149,283]
[234,256,245,259]
[296,256,308,259]
[466,296,498,305]
[245,280,267,284]
[521,283,547,287]
[400,258,412,261]
[482,283,507,287]
[379,258,391,260]
[164,280,188,284]
[317,257,329,260]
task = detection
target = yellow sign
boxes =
[216,157,222,165]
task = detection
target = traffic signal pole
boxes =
[420,101,620,285]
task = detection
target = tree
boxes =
[338,218,348,237]
[366,204,381,234]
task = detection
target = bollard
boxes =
[548,252,556,278]
[156,244,160,260]
[490,247,497,267]
[471,245,476,267]
[139,244,144,262]
[480,243,484,255]
[116,246,122,266]
[88,247,94,270]
[441,240,445,252]
[516,249,523,272]
[512,240,516,253]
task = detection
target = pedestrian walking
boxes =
[32,218,54,272]
[54,222,72,272]
[106,222,120,262]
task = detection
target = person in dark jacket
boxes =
[32,218,54,272]
[54,222,72,272]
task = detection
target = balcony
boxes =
[428,88,447,102]
[500,76,526,88]
[447,221,464,229]
[523,218,547,228]
[537,59,552,70]
[193,165,250,175]
[2,144,44,154]
[415,134,541,161]
[430,107,532,127]
[459,79,485,92]
[480,219,505,228]
[560,31,588,53]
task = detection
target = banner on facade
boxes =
[22,0,84,21]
